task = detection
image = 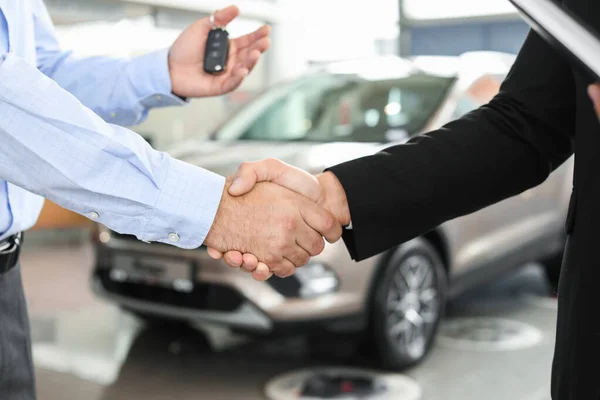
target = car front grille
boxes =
[95,269,244,312]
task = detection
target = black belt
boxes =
[0,233,22,275]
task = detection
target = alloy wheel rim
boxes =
[385,254,439,359]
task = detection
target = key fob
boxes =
[204,28,229,74]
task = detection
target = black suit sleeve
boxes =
[327,31,576,261]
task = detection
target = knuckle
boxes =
[237,162,250,173]
[266,157,281,167]
[321,214,336,232]
[276,240,289,254]
[283,215,297,231]
[264,253,279,265]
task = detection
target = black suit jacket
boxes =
[327,1,598,398]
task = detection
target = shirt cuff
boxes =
[139,157,225,249]
[128,48,188,108]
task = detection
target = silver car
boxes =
[90,52,572,369]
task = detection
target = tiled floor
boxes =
[18,241,557,400]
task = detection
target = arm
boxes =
[33,2,270,126]
[0,53,222,248]
[327,30,576,260]
[211,29,578,270]
[0,53,339,275]
[32,0,183,126]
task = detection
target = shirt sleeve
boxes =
[0,53,224,249]
[327,30,576,261]
[32,0,186,127]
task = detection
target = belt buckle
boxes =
[0,233,21,274]
[0,233,20,254]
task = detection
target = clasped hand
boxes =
[203,159,350,281]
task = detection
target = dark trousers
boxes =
[0,263,36,399]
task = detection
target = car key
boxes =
[204,27,229,74]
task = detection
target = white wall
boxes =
[404,0,517,20]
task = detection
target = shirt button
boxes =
[88,211,99,220]
[155,95,163,101]
[168,232,180,243]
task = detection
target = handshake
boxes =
[203,158,351,281]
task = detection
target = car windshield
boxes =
[214,72,455,143]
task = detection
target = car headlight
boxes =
[295,262,339,298]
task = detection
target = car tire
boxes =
[369,237,447,370]
[540,251,563,295]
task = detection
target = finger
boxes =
[235,46,262,74]
[252,263,273,281]
[271,258,296,278]
[285,240,312,267]
[211,5,240,27]
[588,83,600,118]
[240,253,259,272]
[232,25,271,51]
[237,37,271,59]
[220,67,248,94]
[230,37,269,76]
[229,159,322,202]
[207,247,224,260]
[299,199,343,244]
[295,227,326,257]
[224,251,243,268]
[234,37,269,72]
[240,49,261,73]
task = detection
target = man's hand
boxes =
[588,83,600,119]
[204,177,342,279]
[207,159,350,278]
[168,5,270,98]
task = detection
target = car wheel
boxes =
[370,237,447,370]
[540,251,563,295]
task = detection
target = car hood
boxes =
[168,140,392,177]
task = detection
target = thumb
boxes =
[209,5,240,28]
[228,158,322,202]
[588,83,600,118]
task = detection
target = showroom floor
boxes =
[20,241,557,400]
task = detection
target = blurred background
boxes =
[26,1,562,400]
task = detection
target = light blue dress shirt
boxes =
[0,0,225,249]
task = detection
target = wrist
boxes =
[317,172,351,227]
[167,55,184,100]
[204,177,234,250]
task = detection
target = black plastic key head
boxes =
[204,28,229,74]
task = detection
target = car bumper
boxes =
[91,273,274,332]
[91,226,367,333]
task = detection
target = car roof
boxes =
[308,51,516,80]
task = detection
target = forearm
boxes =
[0,53,223,248]
[327,99,569,260]
[39,49,185,126]
[33,0,184,126]
[326,31,575,261]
